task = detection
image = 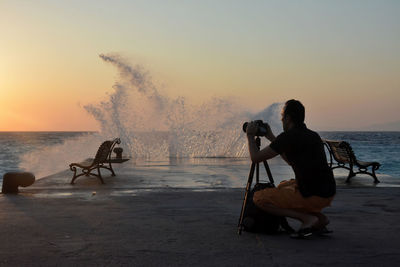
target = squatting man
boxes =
[246,99,336,237]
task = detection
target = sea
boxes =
[0,131,399,185]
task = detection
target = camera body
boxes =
[242,120,269,137]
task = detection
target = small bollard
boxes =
[2,172,35,194]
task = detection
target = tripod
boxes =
[237,136,275,235]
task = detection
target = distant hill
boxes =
[360,120,400,131]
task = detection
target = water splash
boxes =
[253,102,283,134]
[86,53,283,159]
[19,54,283,177]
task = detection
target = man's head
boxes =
[281,99,305,131]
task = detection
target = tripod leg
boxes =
[238,162,256,235]
[256,162,260,184]
[263,160,275,185]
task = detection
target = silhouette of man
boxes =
[246,99,336,237]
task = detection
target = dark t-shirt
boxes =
[269,124,336,198]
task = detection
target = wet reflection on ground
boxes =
[26,157,400,199]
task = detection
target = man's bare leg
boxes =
[257,203,318,230]
[311,212,330,229]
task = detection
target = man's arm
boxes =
[247,136,278,163]
[246,122,278,163]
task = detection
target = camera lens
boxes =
[242,122,249,133]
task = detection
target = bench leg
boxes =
[372,167,380,183]
[351,167,380,184]
[108,162,116,176]
[345,168,355,183]
[70,168,78,185]
[97,167,105,184]
[355,170,380,184]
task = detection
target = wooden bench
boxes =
[69,138,127,184]
[323,139,380,183]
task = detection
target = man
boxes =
[246,99,336,237]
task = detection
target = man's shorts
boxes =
[253,179,334,213]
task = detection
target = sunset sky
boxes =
[1,0,399,131]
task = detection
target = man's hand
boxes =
[245,121,258,136]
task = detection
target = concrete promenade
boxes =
[1,165,399,266]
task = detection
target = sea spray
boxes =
[18,54,284,178]
[86,53,263,159]
[18,133,103,179]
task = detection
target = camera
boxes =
[242,120,269,137]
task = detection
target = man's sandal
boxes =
[290,226,333,239]
[313,226,333,235]
[290,227,313,239]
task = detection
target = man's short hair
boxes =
[283,99,305,125]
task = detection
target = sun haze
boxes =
[1,1,399,131]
